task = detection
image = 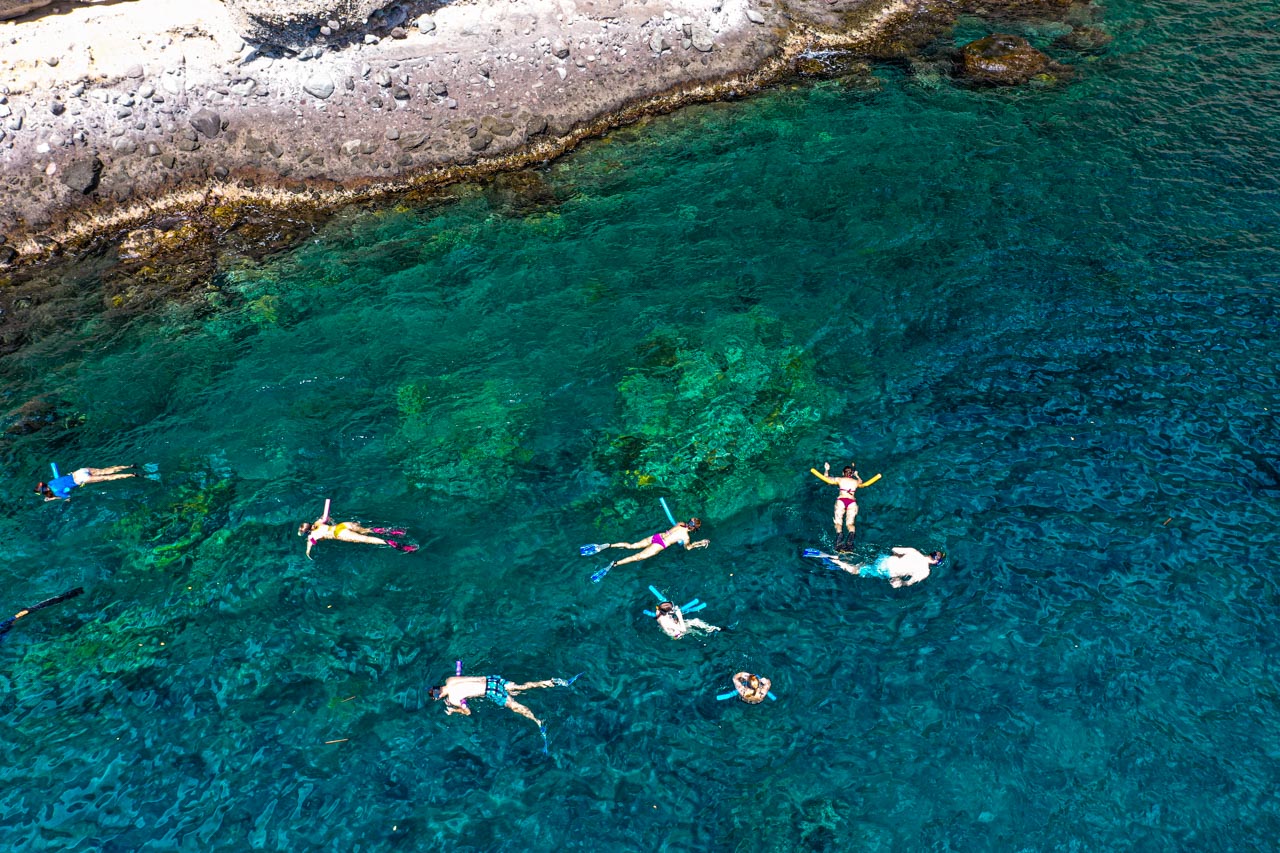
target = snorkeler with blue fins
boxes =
[431,670,582,754]
[804,546,942,587]
[36,463,137,501]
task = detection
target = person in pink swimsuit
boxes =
[597,518,709,571]
[810,461,865,550]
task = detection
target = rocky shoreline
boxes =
[0,0,1104,271]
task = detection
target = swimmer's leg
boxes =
[85,466,138,483]
[504,698,543,728]
[615,544,663,567]
[506,679,556,694]
[843,502,859,536]
[686,618,721,634]
[337,531,392,547]
[609,538,655,551]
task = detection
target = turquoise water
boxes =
[4,0,1280,848]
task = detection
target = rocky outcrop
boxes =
[222,0,404,50]
[956,34,1069,86]
[0,0,1100,273]
[0,0,51,21]
[0,0,127,21]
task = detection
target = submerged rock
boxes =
[3,394,84,436]
[957,34,1070,86]
[1052,25,1113,53]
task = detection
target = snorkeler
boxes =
[594,518,709,575]
[36,465,137,501]
[430,674,579,731]
[804,546,941,588]
[732,672,772,704]
[298,515,418,559]
[809,461,880,550]
[653,600,721,640]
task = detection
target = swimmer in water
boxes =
[429,674,576,730]
[653,600,721,640]
[809,462,865,550]
[732,672,772,704]
[298,515,417,559]
[36,465,137,501]
[595,518,710,574]
[806,546,942,587]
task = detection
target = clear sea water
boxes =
[3,0,1280,849]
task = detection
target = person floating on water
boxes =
[809,462,879,550]
[36,464,137,501]
[653,600,721,640]
[298,514,418,559]
[732,672,772,704]
[594,518,709,575]
[805,546,941,588]
[430,674,579,733]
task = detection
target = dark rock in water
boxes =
[61,155,103,194]
[486,169,562,217]
[957,34,1069,86]
[0,244,16,265]
[794,51,871,80]
[190,108,223,139]
[3,394,84,436]
[1052,25,1113,53]
[441,746,492,788]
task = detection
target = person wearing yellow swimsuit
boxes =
[809,461,880,550]
[297,515,417,559]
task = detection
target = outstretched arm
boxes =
[305,540,315,560]
[684,539,710,551]
[809,467,839,485]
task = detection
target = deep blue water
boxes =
[3,0,1280,849]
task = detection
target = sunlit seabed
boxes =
[2,0,1280,849]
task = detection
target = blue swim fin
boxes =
[580,543,609,556]
[590,562,616,583]
[802,548,821,558]
[539,722,549,756]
